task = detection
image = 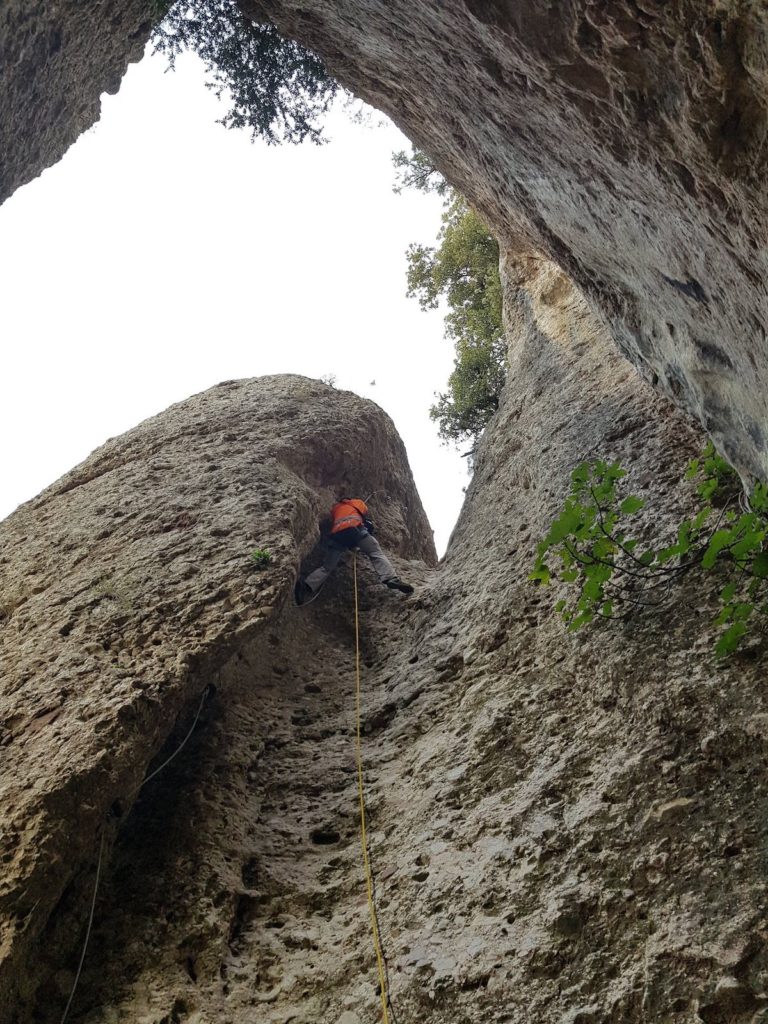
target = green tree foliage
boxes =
[395,148,507,446]
[392,148,449,197]
[532,443,768,657]
[152,0,339,143]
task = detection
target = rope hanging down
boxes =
[61,561,395,1024]
[353,553,392,1024]
[60,683,212,1024]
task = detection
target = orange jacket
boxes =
[330,499,368,534]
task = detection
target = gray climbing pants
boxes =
[305,530,396,593]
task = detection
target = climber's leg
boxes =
[305,543,345,593]
[356,532,397,583]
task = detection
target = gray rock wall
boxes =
[0,375,434,1022]
[242,0,768,482]
[4,1,768,476]
[4,3,768,1020]
[8,261,768,1024]
[0,0,156,202]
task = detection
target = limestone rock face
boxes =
[0,375,434,1022]
[0,0,156,202]
[6,266,768,1024]
[4,2,768,473]
[240,0,768,484]
[5,3,768,1021]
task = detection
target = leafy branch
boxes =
[152,0,339,143]
[531,444,768,656]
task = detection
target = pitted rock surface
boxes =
[0,0,156,202]
[6,265,768,1023]
[0,375,434,1022]
[4,2,768,1020]
[4,3,768,475]
[241,0,768,483]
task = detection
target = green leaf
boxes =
[592,537,616,560]
[702,529,733,569]
[720,582,737,603]
[691,506,711,532]
[715,621,747,657]
[582,578,604,602]
[568,610,594,631]
[731,531,764,560]
[529,564,551,585]
[676,522,692,554]
[751,482,768,512]
[699,478,718,502]
[753,552,768,578]
[733,601,754,623]
[656,545,680,564]
[546,507,583,545]
[601,600,614,616]
[714,604,733,626]
[638,550,656,566]
[620,495,644,515]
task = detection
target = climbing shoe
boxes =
[385,577,414,595]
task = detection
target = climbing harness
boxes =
[353,553,393,1023]
[60,684,213,1024]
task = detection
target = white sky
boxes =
[0,47,467,553]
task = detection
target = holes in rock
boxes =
[184,957,198,983]
[159,998,189,1024]
[412,870,430,883]
[59,621,74,637]
[229,894,261,949]
[305,683,321,694]
[311,828,341,846]
[660,273,707,304]
[460,974,490,991]
[241,857,259,888]
[669,160,698,197]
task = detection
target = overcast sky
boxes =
[0,47,467,553]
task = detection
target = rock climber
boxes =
[295,497,414,604]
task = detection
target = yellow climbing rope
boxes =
[353,553,391,1024]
